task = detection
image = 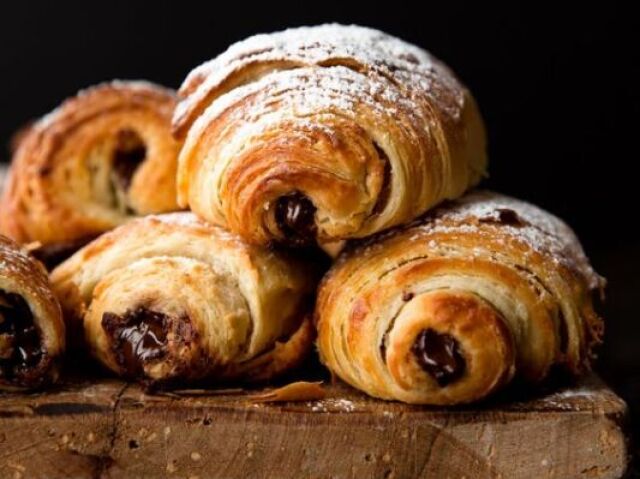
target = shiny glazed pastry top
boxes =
[174,24,487,247]
[0,81,181,250]
[50,213,320,387]
[315,191,604,405]
[0,235,64,390]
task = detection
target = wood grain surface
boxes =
[0,373,629,479]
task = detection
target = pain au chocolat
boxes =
[0,81,181,267]
[315,192,604,405]
[173,24,487,248]
[50,213,320,387]
[0,235,64,390]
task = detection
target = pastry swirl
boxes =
[174,24,487,247]
[0,235,64,390]
[0,81,181,255]
[315,191,604,405]
[50,213,319,386]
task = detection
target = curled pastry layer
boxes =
[50,213,319,386]
[174,24,487,247]
[315,191,604,405]
[0,235,64,390]
[0,81,181,257]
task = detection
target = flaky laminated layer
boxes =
[0,81,181,246]
[350,191,604,290]
[0,235,64,390]
[175,24,487,245]
[316,191,603,405]
[50,213,319,385]
[174,24,466,134]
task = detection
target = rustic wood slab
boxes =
[0,373,629,479]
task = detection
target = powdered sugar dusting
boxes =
[419,191,604,289]
[345,191,603,291]
[185,65,415,150]
[175,24,465,131]
[535,386,601,411]
[307,397,357,413]
[196,23,437,75]
[548,387,598,400]
[146,211,208,229]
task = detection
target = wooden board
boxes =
[0,373,629,479]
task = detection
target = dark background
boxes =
[0,0,637,428]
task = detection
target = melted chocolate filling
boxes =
[111,129,146,193]
[371,143,392,216]
[411,329,465,387]
[402,291,414,302]
[102,308,169,376]
[0,290,44,382]
[274,192,317,247]
[479,208,524,227]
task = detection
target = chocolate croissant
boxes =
[0,81,181,266]
[0,235,64,390]
[174,24,487,247]
[50,213,319,386]
[315,191,604,405]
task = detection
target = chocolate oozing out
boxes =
[111,129,146,193]
[496,208,524,226]
[0,290,45,383]
[274,192,317,247]
[479,208,524,227]
[102,308,169,376]
[411,329,466,387]
[379,340,387,362]
[371,143,392,216]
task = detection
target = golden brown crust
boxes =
[50,213,320,387]
[0,235,64,390]
[315,191,604,405]
[222,315,316,382]
[174,24,487,246]
[0,81,181,247]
